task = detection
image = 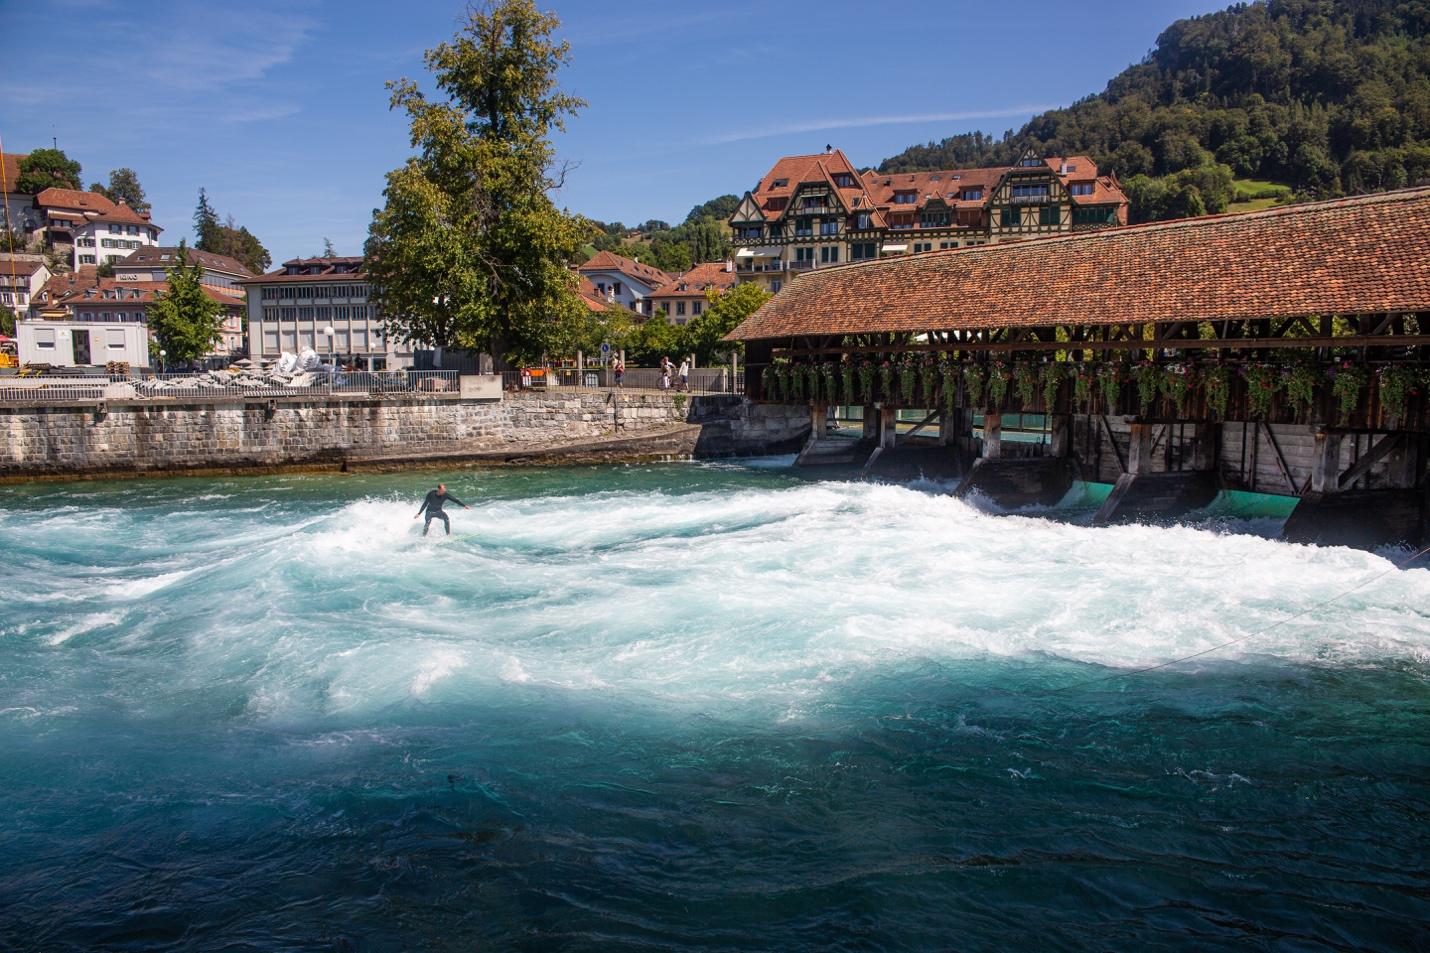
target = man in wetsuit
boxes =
[414,483,470,536]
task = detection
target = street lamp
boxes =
[158,348,167,373]
[322,326,336,381]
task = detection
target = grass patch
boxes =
[1233,178,1293,201]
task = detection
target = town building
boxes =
[0,152,34,240]
[241,256,412,370]
[727,147,1128,293]
[115,246,254,356]
[0,255,52,314]
[648,261,739,324]
[33,187,162,270]
[576,251,672,317]
[17,275,245,368]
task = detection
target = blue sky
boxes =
[2,0,1230,267]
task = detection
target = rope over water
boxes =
[1048,544,1430,694]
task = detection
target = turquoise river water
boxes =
[1,461,1428,951]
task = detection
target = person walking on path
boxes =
[613,357,625,389]
[414,483,470,536]
[678,358,690,392]
[660,357,671,390]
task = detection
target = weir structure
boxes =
[728,187,1430,549]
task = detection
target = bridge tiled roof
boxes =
[727,187,1430,341]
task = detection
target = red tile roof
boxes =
[66,279,244,309]
[0,255,47,277]
[651,261,739,299]
[728,187,1430,341]
[745,149,878,220]
[118,246,254,276]
[33,187,159,228]
[0,153,27,194]
[242,257,366,283]
[578,250,673,288]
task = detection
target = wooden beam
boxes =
[903,409,940,439]
[1099,415,1127,474]
[1258,423,1298,495]
[1336,432,1405,490]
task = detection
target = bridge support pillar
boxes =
[879,405,897,450]
[981,412,1002,459]
[1093,419,1219,526]
[1049,414,1071,458]
[862,404,877,442]
[1285,431,1426,549]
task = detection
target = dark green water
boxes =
[1,463,1427,950]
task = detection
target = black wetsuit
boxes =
[417,490,465,535]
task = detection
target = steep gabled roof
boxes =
[0,153,28,195]
[577,250,673,288]
[118,246,254,276]
[33,187,159,229]
[728,187,1430,341]
[742,149,878,221]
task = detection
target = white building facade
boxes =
[576,251,672,317]
[242,257,412,370]
[34,188,162,270]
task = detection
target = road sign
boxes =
[599,342,611,355]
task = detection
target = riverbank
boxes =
[0,391,811,481]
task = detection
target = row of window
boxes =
[259,284,370,300]
[261,330,379,352]
[73,311,144,322]
[262,306,373,322]
[1000,206,1063,227]
[31,328,130,348]
[663,300,705,317]
[100,238,142,249]
[1009,184,1051,198]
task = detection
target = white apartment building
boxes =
[34,187,162,270]
[576,250,672,317]
[0,256,52,314]
[242,256,412,370]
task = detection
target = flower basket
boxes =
[1201,365,1230,420]
[1096,364,1122,415]
[964,363,987,410]
[1131,362,1161,417]
[1330,362,1366,424]
[1013,363,1038,410]
[987,361,1010,411]
[1281,364,1320,422]
[1243,364,1279,419]
[1040,363,1066,413]
[1159,363,1193,416]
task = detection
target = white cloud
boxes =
[701,106,1059,145]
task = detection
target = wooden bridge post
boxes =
[809,402,828,443]
[1049,414,1071,457]
[879,405,897,450]
[1310,429,1344,494]
[982,412,1002,459]
[1127,422,1154,475]
[1191,422,1217,471]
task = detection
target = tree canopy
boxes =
[364,0,590,366]
[193,189,272,274]
[148,240,223,365]
[16,148,81,194]
[878,0,1430,220]
[89,168,149,212]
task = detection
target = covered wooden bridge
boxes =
[727,187,1430,547]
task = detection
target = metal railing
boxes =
[0,370,461,405]
[501,366,744,395]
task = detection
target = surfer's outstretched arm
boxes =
[447,494,470,509]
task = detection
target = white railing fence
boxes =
[0,370,462,405]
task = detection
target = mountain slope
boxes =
[879,0,1430,220]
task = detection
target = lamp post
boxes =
[158,348,166,373]
[322,326,335,388]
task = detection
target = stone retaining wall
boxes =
[0,392,808,478]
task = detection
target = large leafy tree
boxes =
[90,168,149,211]
[148,241,223,365]
[16,148,81,194]
[680,282,769,364]
[364,0,590,366]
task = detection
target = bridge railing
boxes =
[0,370,462,405]
[501,366,744,395]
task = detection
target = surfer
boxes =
[414,483,470,536]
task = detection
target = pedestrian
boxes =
[660,357,671,390]
[613,357,624,388]
[678,358,690,392]
[413,482,470,537]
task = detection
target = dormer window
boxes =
[832,173,854,188]
[1069,183,1095,196]
[772,178,788,189]
[893,191,918,204]
[962,189,984,201]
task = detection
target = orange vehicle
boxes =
[0,337,17,369]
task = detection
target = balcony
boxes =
[1009,193,1051,205]
[788,260,814,271]
[735,261,786,273]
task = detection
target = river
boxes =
[1,462,1427,950]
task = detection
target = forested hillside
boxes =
[880,0,1430,221]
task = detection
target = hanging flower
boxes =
[1243,364,1279,419]
[858,360,876,402]
[897,355,918,404]
[1159,363,1193,415]
[1329,361,1366,424]
[941,361,960,416]
[1096,363,1122,415]
[821,362,837,404]
[806,363,821,402]
[1013,362,1038,409]
[879,360,894,402]
[1040,363,1067,411]
[1130,361,1162,416]
[840,361,855,404]
[761,365,778,401]
[987,360,1010,410]
[1377,365,1419,424]
[921,356,938,407]
[1201,365,1230,420]
[964,363,987,409]
[1071,365,1092,409]
[1281,364,1320,421]
[790,362,805,401]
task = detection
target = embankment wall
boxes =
[0,392,810,478]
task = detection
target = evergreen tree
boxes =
[148,240,223,366]
[16,148,82,194]
[365,0,591,365]
[193,188,220,250]
[322,237,337,258]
